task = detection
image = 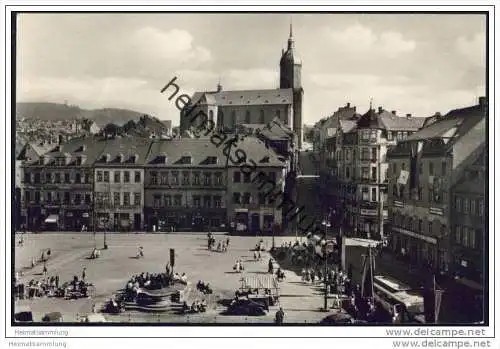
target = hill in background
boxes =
[16,102,148,126]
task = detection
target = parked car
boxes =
[223,299,267,316]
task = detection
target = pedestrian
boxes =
[275,307,285,325]
[41,251,45,262]
[82,267,86,281]
[55,275,59,289]
[226,237,230,248]
[47,249,51,258]
[43,262,47,277]
[31,257,36,268]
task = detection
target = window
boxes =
[134,193,141,206]
[233,193,241,204]
[259,110,265,124]
[34,191,41,203]
[361,167,369,180]
[114,171,121,183]
[361,148,370,161]
[135,171,141,183]
[193,196,201,208]
[47,192,53,203]
[75,173,81,184]
[245,110,251,123]
[353,149,357,162]
[174,195,182,206]
[150,171,158,185]
[259,193,266,205]
[163,195,171,207]
[371,187,377,202]
[387,131,393,141]
[419,163,423,174]
[345,167,350,179]
[362,187,369,201]
[429,162,434,176]
[123,192,130,206]
[203,195,211,208]
[371,130,377,140]
[124,171,130,183]
[418,186,423,201]
[24,173,31,184]
[160,172,169,185]
[64,173,70,183]
[85,173,90,184]
[242,192,251,204]
[470,199,476,216]
[214,196,222,208]
[114,192,120,206]
[233,172,241,183]
[345,149,350,162]
[103,171,110,183]
[243,172,251,183]
[371,167,377,181]
[193,172,200,185]
[463,198,469,214]
[25,191,31,202]
[269,172,276,183]
[371,148,377,161]
[478,199,484,216]
[468,228,476,249]
[64,192,70,204]
[172,172,179,185]
[153,194,161,208]
[418,219,423,232]
[442,162,447,176]
[215,172,223,185]
[204,173,212,186]
[455,226,462,244]
[209,110,214,122]
[361,130,370,140]
[463,226,469,247]
[34,173,41,184]
[397,132,403,141]
[182,172,190,185]
[45,173,52,183]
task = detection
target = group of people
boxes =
[181,299,207,314]
[196,280,213,295]
[90,248,101,259]
[208,233,230,253]
[233,259,244,273]
[18,275,61,299]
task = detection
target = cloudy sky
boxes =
[17,13,486,126]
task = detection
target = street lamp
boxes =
[321,218,331,311]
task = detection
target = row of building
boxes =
[313,97,486,311]
[16,124,298,234]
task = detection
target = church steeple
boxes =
[288,20,294,50]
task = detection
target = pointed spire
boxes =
[287,19,295,50]
[290,18,293,38]
[369,98,373,110]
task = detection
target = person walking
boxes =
[275,307,285,325]
[55,275,59,289]
[42,262,47,277]
[82,267,87,281]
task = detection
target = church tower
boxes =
[280,22,303,149]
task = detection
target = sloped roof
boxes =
[379,111,427,131]
[95,137,152,166]
[189,89,293,108]
[257,117,295,141]
[145,135,285,168]
[339,120,358,133]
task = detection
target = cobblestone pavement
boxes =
[14,233,339,324]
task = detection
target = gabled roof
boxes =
[339,120,358,133]
[189,89,293,108]
[258,117,295,141]
[357,109,426,131]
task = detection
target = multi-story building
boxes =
[21,136,104,231]
[179,24,304,149]
[337,107,427,240]
[387,98,486,273]
[143,139,227,232]
[93,137,149,231]
[227,136,287,234]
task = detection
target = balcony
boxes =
[393,200,404,208]
[429,206,444,216]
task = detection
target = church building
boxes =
[180,24,304,149]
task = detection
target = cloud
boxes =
[130,27,212,64]
[327,23,416,57]
[456,32,486,67]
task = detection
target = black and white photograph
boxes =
[4,3,496,348]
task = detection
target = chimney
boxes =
[353,106,356,112]
[391,110,397,115]
[434,112,442,118]
[406,113,412,118]
[378,107,383,113]
[346,102,351,108]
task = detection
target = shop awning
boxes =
[44,215,59,224]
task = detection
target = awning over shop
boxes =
[44,215,59,224]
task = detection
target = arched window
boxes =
[259,109,265,124]
[245,110,251,124]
